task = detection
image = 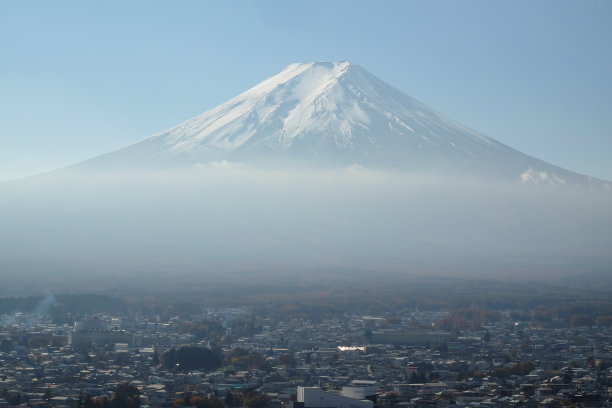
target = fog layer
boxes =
[1,165,611,294]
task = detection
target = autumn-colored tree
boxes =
[242,391,269,408]
[5,391,22,405]
[225,348,269,371]
[174,395,224,408]
[277,353,295,367]
[109,383,140,408]
[436,308,498,330]
[384,316,401,326]
[27,335,49,348]
[91,396,109,408]
[570,314,592,328]
[532,307,553,325]
[178,320,225,341]
[595,315,612,327]
[50,335,68,347]
[490,361,535,379]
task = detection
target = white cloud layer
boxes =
[1,165,611,293]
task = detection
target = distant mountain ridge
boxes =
[78,61,608,188]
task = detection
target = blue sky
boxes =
[1,0,611,181]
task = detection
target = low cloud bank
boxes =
[1,165,611,293]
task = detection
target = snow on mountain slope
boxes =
[144,60,502,159]
[80,61,608,187]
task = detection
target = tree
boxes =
[224,348,269,371]
[242,391,269,408]
[163,346,222,371]
[28,335,49,348]
[570,314,592,328]
[278,353,295,367]
[109,383,140,408]
[224,391,235,408]
[151,349,159,366]
[91,396,108,408]
[6,391,21,405]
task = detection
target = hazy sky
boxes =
[1,0,611,181]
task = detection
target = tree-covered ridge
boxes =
[2,276,612,330]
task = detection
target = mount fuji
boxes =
[78,61,607,187]
[2,61,611,293]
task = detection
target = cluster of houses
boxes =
[0,307,611,407]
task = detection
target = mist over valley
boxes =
[1,61,611,295]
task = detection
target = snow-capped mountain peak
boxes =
[136,60,496,161]
[82,61,608,187]
[153,61,370,155]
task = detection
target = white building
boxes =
[297,387,373,408]
[341,380,378,400]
